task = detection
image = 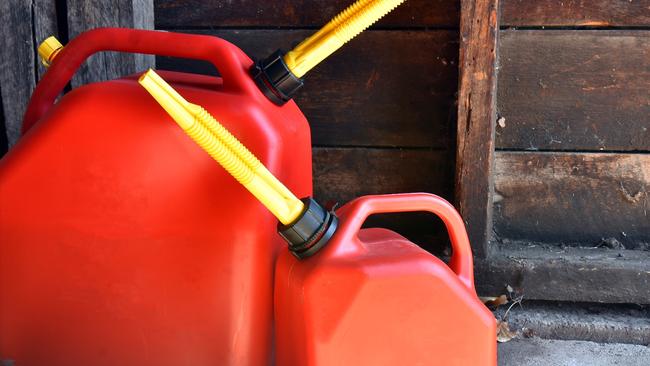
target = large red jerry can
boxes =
[0,28,312,366]
[275,193,497,365]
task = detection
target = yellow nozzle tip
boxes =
[138,69,168,90]
[138,69,196,130]
[139,69,189,107]
[138,69,151,83]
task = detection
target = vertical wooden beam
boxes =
[0,0,57,149]
[66,0,155,87]
[456,0,500,258]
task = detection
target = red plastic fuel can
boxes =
[275,193,497,365]
[0,28,312,365]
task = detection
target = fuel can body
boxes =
[275,193,497,366]
[0,29,312,366]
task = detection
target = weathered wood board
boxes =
[455,0,499,257]
[501,0,650,27]
[66,0,155,87]
[155,0,460,28]
[314,147,453,252]
[313,147,452,203]
[34,0,60,80]
[0,0,57,148]
[0,85,6,155]
[156,29,459,148]
[494,151,650,249]
[0,0,155,149]
[497,30,650,152]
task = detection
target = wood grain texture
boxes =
[501,0,650,27]
[155,0,459,28]
[0,84,6,155]
[476,245,650,304]
[497,30,650,151]
[313,147,452,203]
[455,0,499,258]
[34,0,60,79]
[494,152,650,249]
[67,0,155,88]
[314,147,453,253]
[0,0,57,148]
[156,29,459,148]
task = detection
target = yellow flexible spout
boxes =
[138,69,304,225]
[290,0,373,56]
[284,0,406,77]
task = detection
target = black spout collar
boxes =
[250,50,304,106]
[278,197,338,259]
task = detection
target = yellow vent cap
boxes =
[38,36,64,67]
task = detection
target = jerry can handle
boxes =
[336,193,475,292]
[23,27,258,134]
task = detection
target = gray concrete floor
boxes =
[499,338,650,366]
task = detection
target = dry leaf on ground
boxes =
[497,320,518,343]
[481,295,509,310]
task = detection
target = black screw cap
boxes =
[251,50,304,106]
[278,197,338,259]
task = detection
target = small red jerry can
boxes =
[275,193,497,365]
[0,28,311,366]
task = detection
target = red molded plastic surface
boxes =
[275,193,497,366]
[0,28,312,366]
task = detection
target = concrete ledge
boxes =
[499,338,650,366]
[495,301,650,345]
[476,244,650,304]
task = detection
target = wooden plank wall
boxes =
[154,0,461,252]
[0,0,58,153]
[493,2,650,250]
[0,0,154,153]
[66,0,155,87]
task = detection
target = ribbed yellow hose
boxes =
[290,0,373,55]
[284,0,406,77]
[138,69,304,225]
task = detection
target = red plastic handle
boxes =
[336,193,475,292]
[22,28,257,134]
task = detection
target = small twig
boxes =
[503,296,524,321]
